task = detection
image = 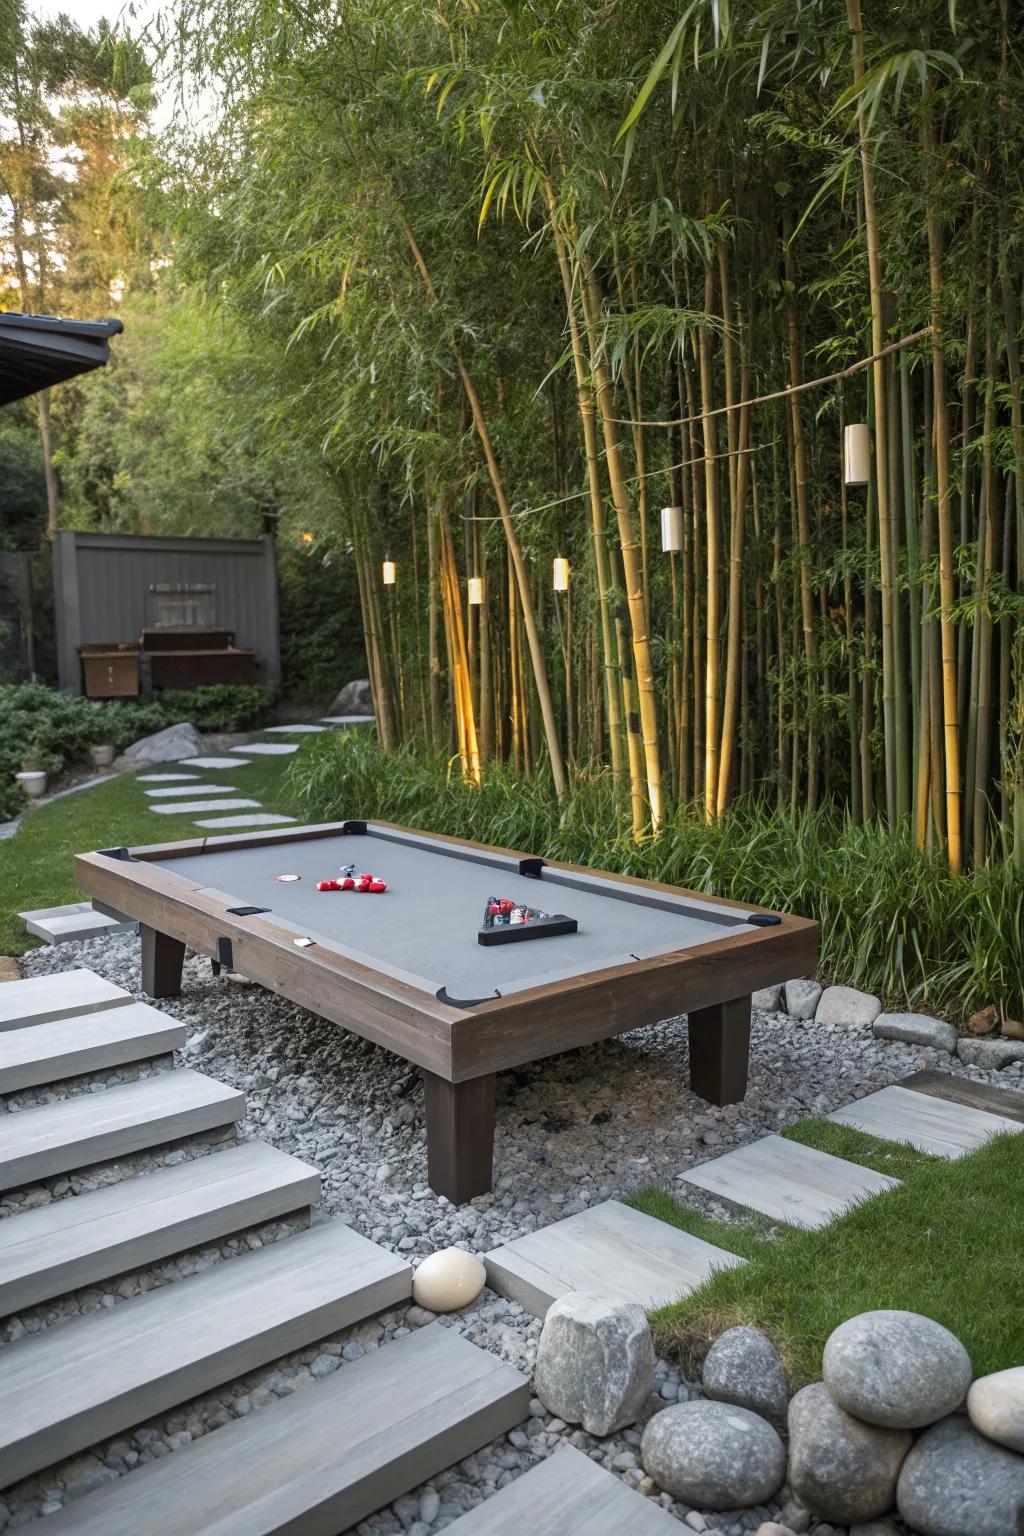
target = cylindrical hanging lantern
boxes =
[660,505,684,553]
[382,559,397,587]
[468,576,485,606]
[552,556,570,592]
[844,423,871,486]
[299,530,314,548]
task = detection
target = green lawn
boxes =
[629,1118,1024,1385]
[0,751,303,955]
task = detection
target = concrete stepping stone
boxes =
[0,1219,412,1489]
[484,1198,744,1319]
[144,783,239,798]
[194,813,296,829]
[0,1000,185,1094]
[18,902,135,944]
[828,1083,1024,1158]
[901,1068,1024,1125]
[179,757,246,769]
[40,1323,527,1535]
[444,1445,681,1535]
[320,715,375,725]
[149,798,262,815]
[260,724,327,734]
[0,1069,245,1192]
[680,1133,900,1230]
[0,969,132,1032]
[136,773,199,783]
[0,1139,320,1317]
[231,742,298,756]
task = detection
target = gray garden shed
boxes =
[53,530,281,695]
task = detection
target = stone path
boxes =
[149,798,262,815]
[179,756,246,770]
[230,742,298,756]
[195,813,296,829]
[136,773,199,783]
[144,783,239,798]
[261,724,327,734]
[828,1082,1024,1158]
[680,1132,900,1229]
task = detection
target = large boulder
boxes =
[787,1381,911,1523]
[897,1415,1024,1536]
[533,1292,654,1436]
[122,722,202,765]
[784,978,822,1021]
[815,985,882,1029]
[872,1013,958,1054]
[702,1325,789,1432]
[327,679,374,715]
[822,1310,972,1429]
[957,1037,1024,1070]
[641,1399,785,1509]
[967,1365,1024,1453]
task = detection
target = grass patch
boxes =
[781,1117,940,1181]
[637,1127,1024,1385]
[0,751,300,955]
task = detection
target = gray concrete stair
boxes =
[18,903,135,945]
[0,1140,320,1317]
[0,969,132,1032]
[0,1070,245,1192]
[0,1218,412,1489]
[445,1446,681,1534]
[0,1002,186,1094]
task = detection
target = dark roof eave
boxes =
[0,311,125,406]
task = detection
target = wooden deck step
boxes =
[42,1322,526,1534]
[0,1002,186,1095]
[828,1083,1024,1159]
[901,1068,1024,1125]
[0,1070,245,1192]
[445,1446,681,1534]
[0,1218,411,1489]
[485,1198,745,1319]
[0,969,132,1033]
[680,1133,900,1230]
[0,1140,320,1317]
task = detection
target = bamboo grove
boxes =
[158,0,1024,873]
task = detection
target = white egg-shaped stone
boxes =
[412,1247,487,1312]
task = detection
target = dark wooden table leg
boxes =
[422,1070,496,1203]
[140,924,186,998]
[688,994,751,1105]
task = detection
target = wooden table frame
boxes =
[76,821,818,1203]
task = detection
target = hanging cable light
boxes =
[468,576,485,606]
[844,423,871,486]
[553,556,570,592]
[382,558,397,587]
[660,506,684,553]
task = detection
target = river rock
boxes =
[753,984,784,1012]
[702,1325,789,1431]
[823,1310,971,1428]
[788,1381,911,1523]
[1001,1018,1024,1039]
[641,1399,785,1509]
[957,1037,1024,1070]
[123,723,202,765]
[897,1414,1024,1536]
[327,678,374,715]
[815,986,882,1029]
[784,979,822,1020]
[965,1004,999,1035]
[533,1293,654,1436]
[872,1013,957,1054]
[967,1365,1024,1452]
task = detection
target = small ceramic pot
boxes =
[15,769,47,798]
[88,743,116,768]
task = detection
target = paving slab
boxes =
[320,715,375,725]
[0,969,132,1032]
[144,783,239,798]
[231,742,299,756]
[19,902,135,944]
[194,813,297,829]
[136,773,199,783]
[828,1083,1024,1158]
[149,798,262,815]
[179,756,247,769]
[485,1198,744,1319]
[261,724,327,734]
[0,1000,185,1094]
[680,1133,900,1229]
[445,1446,682,1535]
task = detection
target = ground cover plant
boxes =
[287,733,1024,1019]
[629,1121,1024,1385]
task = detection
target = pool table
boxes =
[76,821,818,1201]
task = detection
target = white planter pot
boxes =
[15,770,47,798]
[88,744,116,768]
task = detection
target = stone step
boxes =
[230,742,297,756]
[260,724,327,733]
[0,1139,320,1317]
[18,903,135,945]
[444,1446,681,1534]
[149,798,262,815]
[0,1070,245,1192]
[0,1219,411,1490]
[827,1083,1024,1159]
[0,1002,186,1095]
[680,1133,900,1229]
[0,969,132,1033]
[485,1198,745,1319]
[41,1322,526,1534]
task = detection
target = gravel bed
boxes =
[4,932,1020,1533]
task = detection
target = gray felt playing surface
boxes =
[155,828,758,1001]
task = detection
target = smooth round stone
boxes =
[702,1326,789,1431]
[897,1415,1024,1536]
[967,1366,1024,1453]
[641,1399,785,1509]
[411,1248,486,1312]
[822,1310,972,1428]
[787,1381,911,1524]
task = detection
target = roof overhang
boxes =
[0,312,124,405]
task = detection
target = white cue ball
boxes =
[411,1247,487,1312]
